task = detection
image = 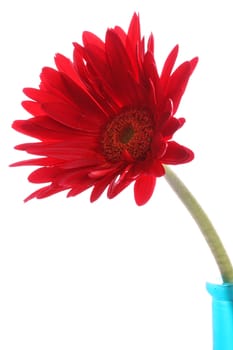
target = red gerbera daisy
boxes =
[11,13,198,206]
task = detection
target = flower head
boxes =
[11,13,198,205]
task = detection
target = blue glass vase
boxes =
[206,282,233,350]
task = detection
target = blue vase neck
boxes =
[206,282,233,350]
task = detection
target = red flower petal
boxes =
[160,45,179,88]
[162,117,185,139]
[10,157,61,167]
[23,87,63,104]
[107,166,134,199]
[161,141,194,164]
[105,30,141,106]
[91,174,116,202]
[54,53,85,87]
[166,57,198,113]
[24,185,65,202]
[134,174,156,206]
[41,102,103,130]
[12,117,79,140]
[22,101,45,116]
[28,167,61,184]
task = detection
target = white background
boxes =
[1,0,233,349]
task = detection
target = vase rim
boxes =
[206,282,233,301]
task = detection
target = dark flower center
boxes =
[102,109,154,162]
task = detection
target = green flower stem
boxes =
[164,165,233,283]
